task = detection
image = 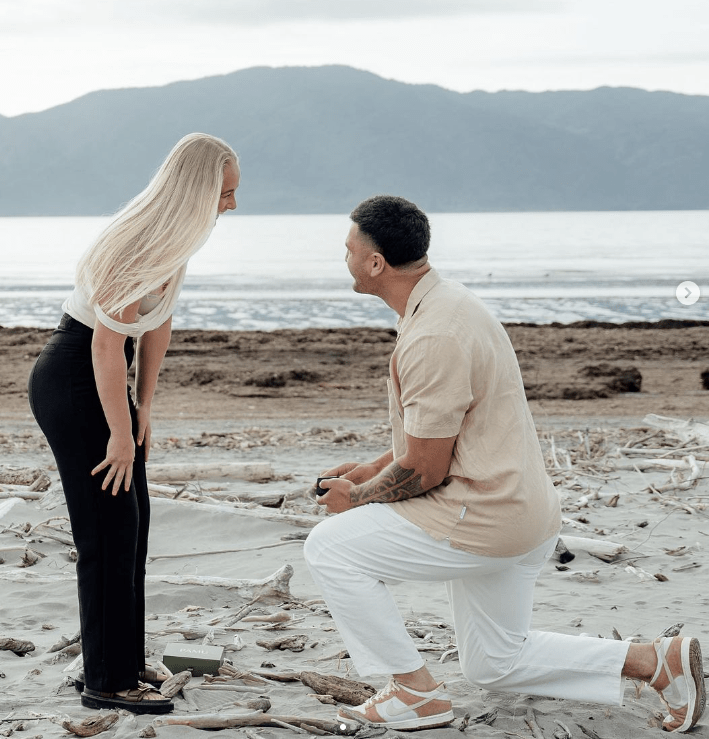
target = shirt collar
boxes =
[397,267,441,332]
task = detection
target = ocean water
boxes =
[1,211,707,330]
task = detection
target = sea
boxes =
[1,211,707,331]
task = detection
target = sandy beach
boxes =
[1,322,708,738]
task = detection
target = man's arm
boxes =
[318,434,456,513]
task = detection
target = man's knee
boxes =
[460,651,518,689]
[302,519,331,569]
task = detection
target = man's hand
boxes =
[315,477,356,514]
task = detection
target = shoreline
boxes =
[2,321,707,425]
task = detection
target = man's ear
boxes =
[370,251,386,276]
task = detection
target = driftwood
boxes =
[524,707,545,739]
[0,637,35,655]
[242,611,293,624]
[147,462,274,482]
[147,540,303,564]
[48,630,81,653]
[0,490,42,500]
[212,664,268,685]
[299,671,376,706]
[61,713,119,736]
[149,563,295,603]
[0,466,48,486]
[186,687,272,711]
[153,712,355,734]
[251,670,375,706]
[150,496,321,529]
[643,414,709,444]
[30,521,74,546]
[558,534,628,562]
[159,669,192,698]
[256,634,308,652]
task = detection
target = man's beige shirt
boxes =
[387,269,561,557]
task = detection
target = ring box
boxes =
[162,642,224,676]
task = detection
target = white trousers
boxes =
[304,503,630,706]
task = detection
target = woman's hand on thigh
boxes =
[91,432,135,495]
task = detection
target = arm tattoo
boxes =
[350,462,426,505]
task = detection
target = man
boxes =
[303,195,705,733]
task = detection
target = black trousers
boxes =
[28,314,148,693]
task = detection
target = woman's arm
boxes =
[91,300,141,495]
[134,317,173,461]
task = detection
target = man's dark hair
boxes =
[350,195,430,267]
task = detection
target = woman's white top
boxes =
[62,265,187,338]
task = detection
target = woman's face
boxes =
[218,161,240,215]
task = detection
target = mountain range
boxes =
[1,65,707,215]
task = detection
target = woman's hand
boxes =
[136,403,152,462]
[91,431,135,496]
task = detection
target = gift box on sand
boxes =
[162,643,224,676]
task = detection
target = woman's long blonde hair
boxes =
[77,132,238,316]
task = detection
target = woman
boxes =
[28,133,240,714]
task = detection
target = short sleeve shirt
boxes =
[387,269,561,557]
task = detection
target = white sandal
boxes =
[648,636,706,732]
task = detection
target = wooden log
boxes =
[524,707,545,739]
[242,612,292,624]
[30,523,75,547]
[559,534,627,562]
[61,713,120,736]
[299,671,375,706]
[147,462,274,482]
[147,540,303,564]
[153,712,355,734]
[251,670,303,682]
[159,670,191,698]
[0,491,42,500]
[150,496,321,529]
[611,457,707,471]
[0,637,35,655]
[643,414,709,444]
[0,466,48,486]
[256,634,308,652]
[147,483,180,497]
[48,631,81,653]
[150,563,295,603]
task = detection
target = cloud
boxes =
[171,0,565,23]
[0,0,564,31]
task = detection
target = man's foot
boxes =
[337,678,454,731]
[81,685,174,715]
[648,636,706,732]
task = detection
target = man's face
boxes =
[345,223,378,295]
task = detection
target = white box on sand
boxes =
[162,643,224,676]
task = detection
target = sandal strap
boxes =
[648,637,670,689]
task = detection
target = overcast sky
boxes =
[1,0,708,117]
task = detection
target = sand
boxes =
[1,323,708,737]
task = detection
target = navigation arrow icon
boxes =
[676,281,700,306]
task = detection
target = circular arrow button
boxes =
[676,281,700,306]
